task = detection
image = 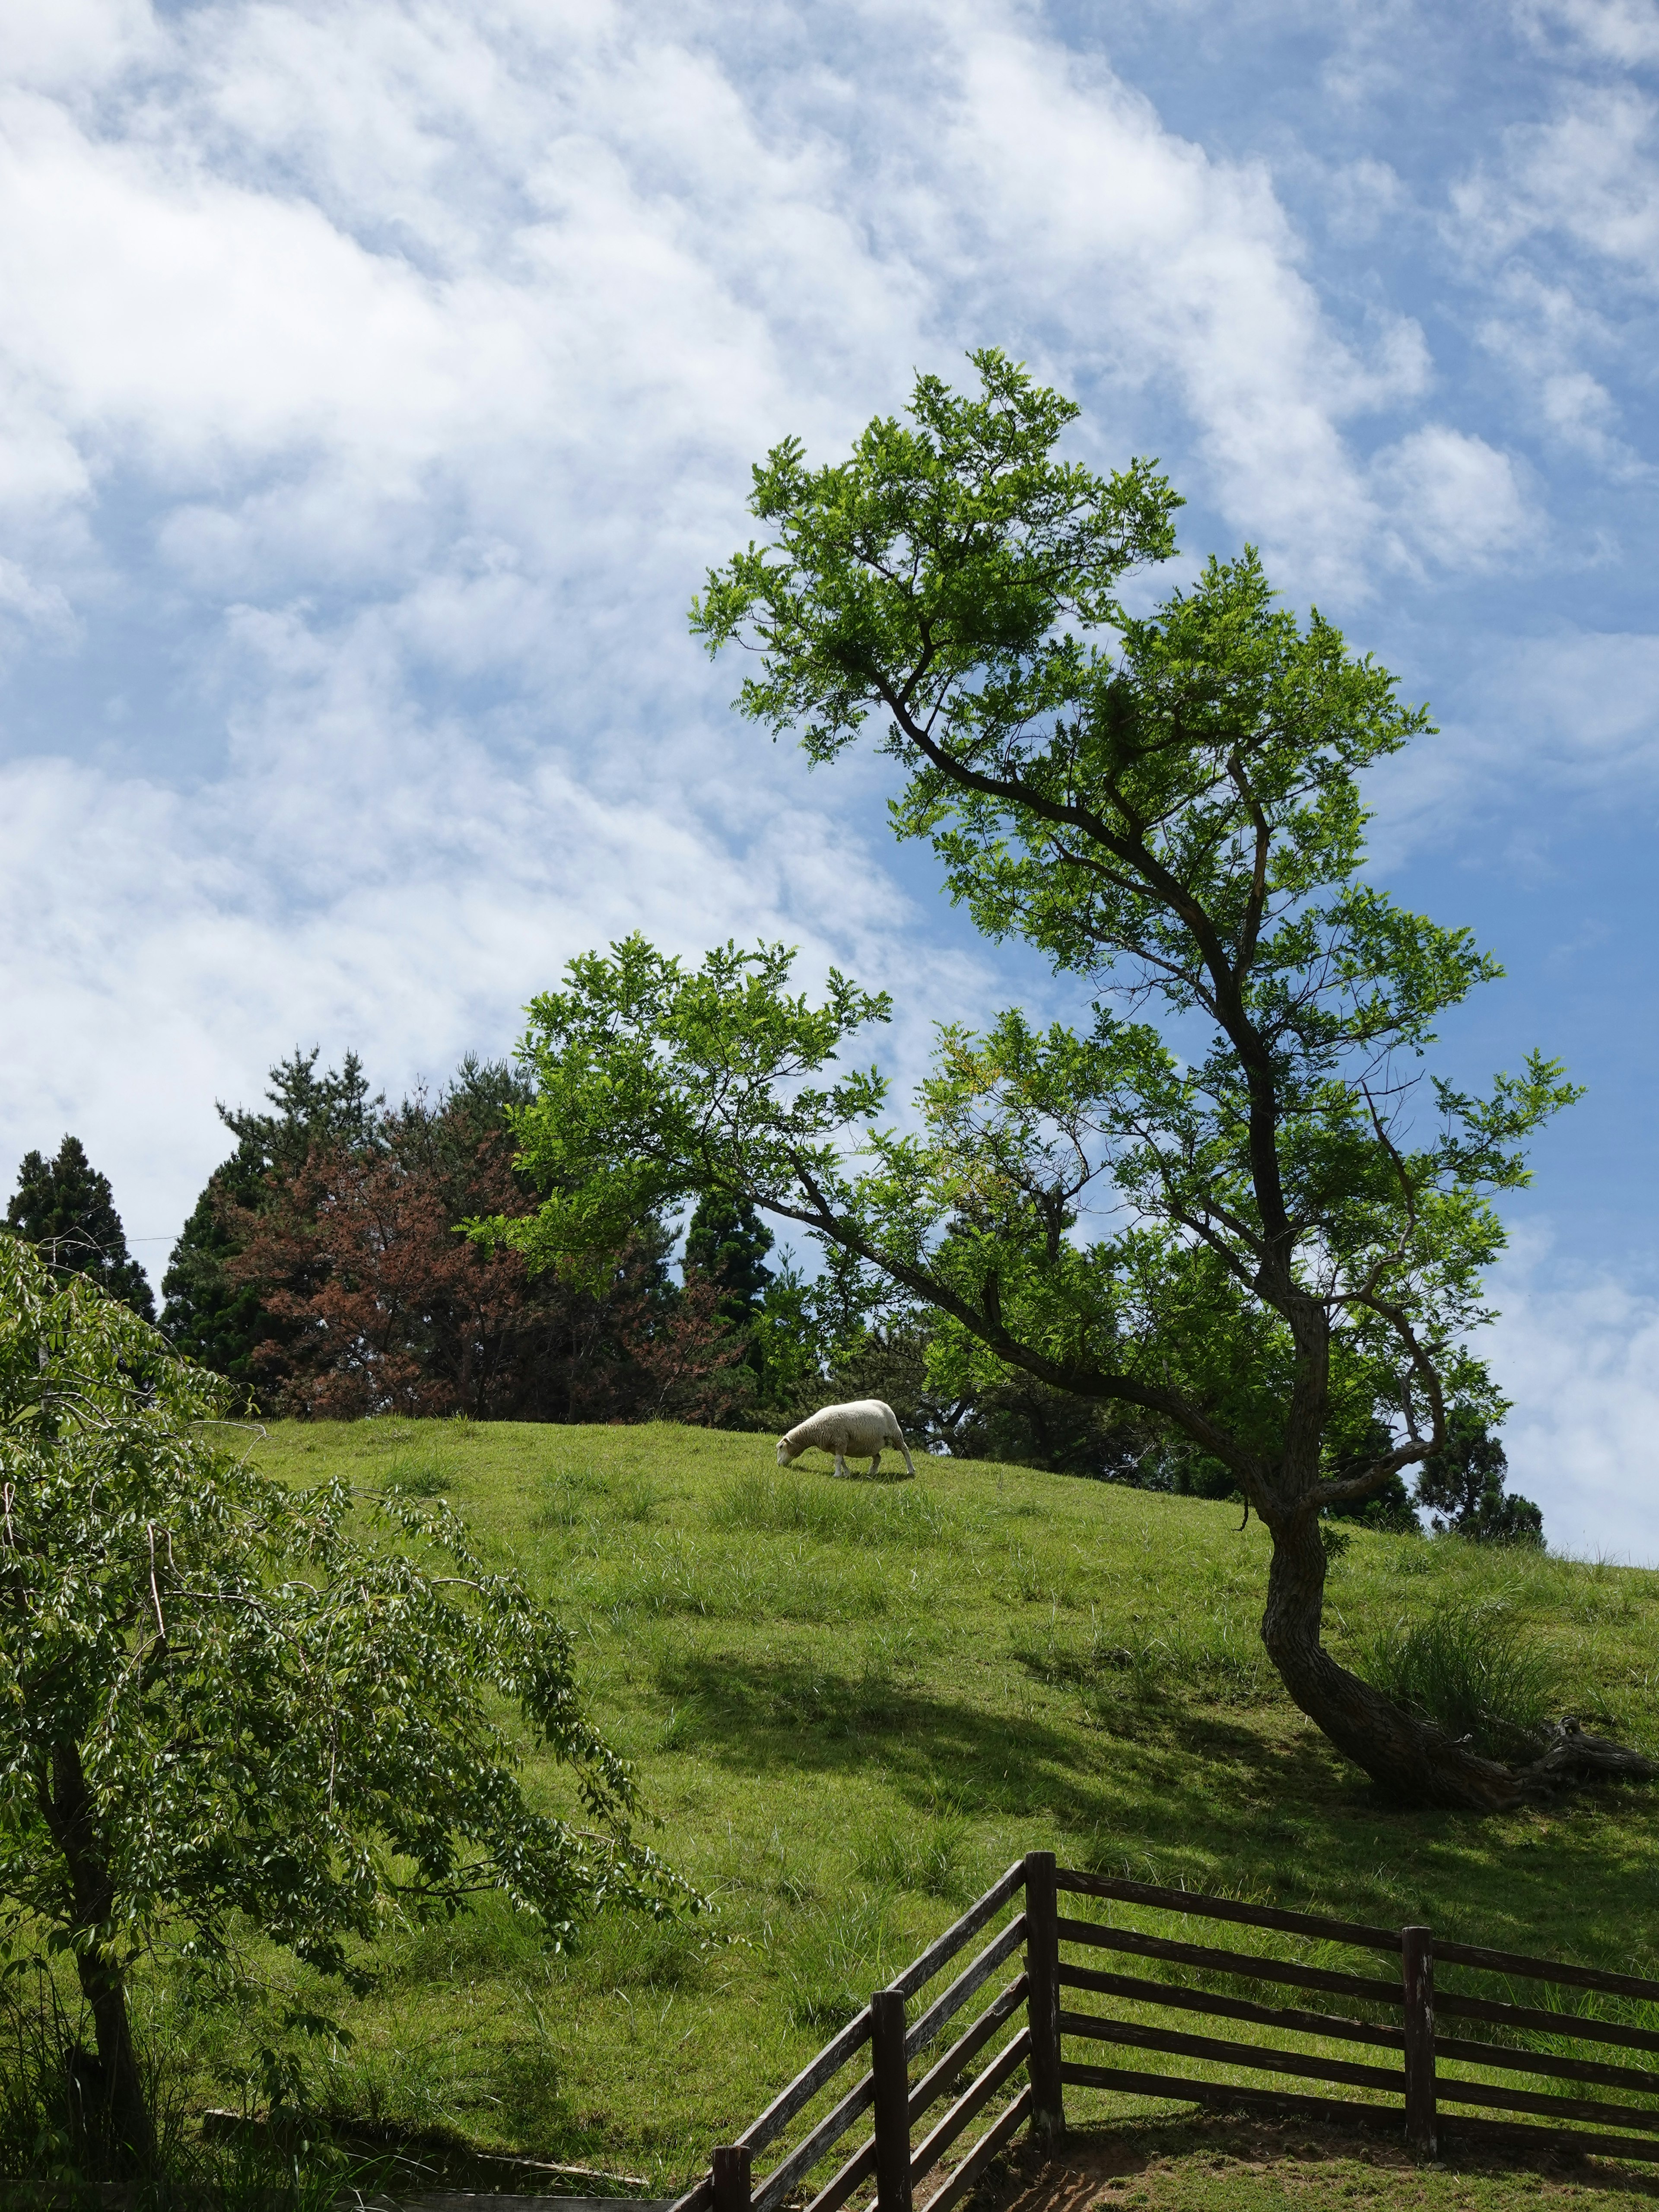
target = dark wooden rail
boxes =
[1054,1867,1659,2163]
[672,1855,1659,2212]
[672,1854,1049,2212]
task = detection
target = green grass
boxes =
[1361,1599,1564,1760]
[50,1422,1659,2203]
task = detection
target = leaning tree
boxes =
[484,350,1645,1812]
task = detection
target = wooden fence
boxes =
[670,1850,1659,2212]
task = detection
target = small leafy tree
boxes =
[481,353,1639,1809]
[1417,1407,1543,1543]
[0,1239,677,2168]
[6,1136,155,1321]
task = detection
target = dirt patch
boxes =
[964,2115,1659,2211]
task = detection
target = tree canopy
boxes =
[160,1047,381,1380]
[6,1136,155,1322]
[479,351,1624,1810]
[0,1238,678,2165]
[161,1050,748,1424]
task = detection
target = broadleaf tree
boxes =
[483,350,1643,1811]
[0,1239,682,2168]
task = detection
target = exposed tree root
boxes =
[1521,1716,1656,1793]
[1261,1517,1656,1812]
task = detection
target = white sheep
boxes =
[776,1399,917,1481]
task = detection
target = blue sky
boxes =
[2,0,1656,1552]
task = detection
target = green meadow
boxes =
[111,1421,1659,2202]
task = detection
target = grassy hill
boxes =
[123,1420,1659,2195]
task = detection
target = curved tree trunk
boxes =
[1258,1513,1652,1811]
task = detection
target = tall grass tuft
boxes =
[380,1452,460,1498]
[776,1894,900,2031]
[0,1966,80,2190]
[710,1470,953,1548]
[1362,1602,1562,1760]
[852,1815,975,1903]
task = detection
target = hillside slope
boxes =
[217,1419,1659,2183]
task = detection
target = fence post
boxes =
[1023,1849,1065,2145]
[1401,1925,1437,2159]
[871,1987,913,2212]
[712,2144,752,2212]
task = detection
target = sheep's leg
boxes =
[868,1451,882,1478]
[833,1452,850,1479]
[898,1439,916,1478]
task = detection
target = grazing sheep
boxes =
[776,1399,917,1481]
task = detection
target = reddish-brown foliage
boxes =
[225,1101,752,1424]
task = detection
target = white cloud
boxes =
[891,13,1427,590]
[2,0,159,91]
[1486,1231,1659,1564]
[0,0,1473,1268]
[1362,626,1659,860]
[1451,86,1659,277]
[0,603,995,1262]
[1514,0,1659,65]
[1320,156,1413,247]
[1370,424,1533,572]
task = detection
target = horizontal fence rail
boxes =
[1053,1866,1659,2163]
[672,1855,1659,2212]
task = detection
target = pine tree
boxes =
[6,1136,156,1321]
[1416,1408,1544,1544]
[683,1193,775,1322]
[160,1048,380,1380]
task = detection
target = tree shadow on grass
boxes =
[651,1645,1659,1960]
[650,1646,1370,1872]
[652,1645,1118,1827]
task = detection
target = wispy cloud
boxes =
[0,0,1469,1251]
[1487,1228,1659,1562]
[1514,0,1659,67]
[1363,626,1659,862]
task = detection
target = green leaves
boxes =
[0,1238,679,2002]
[486,934,891,1282]
[691,348,1181,764]
[514,352,1580,1542]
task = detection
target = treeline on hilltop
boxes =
[147,1045,1174,1462]
[1,1046,1544,1539]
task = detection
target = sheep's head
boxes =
[775,1436,795,1467]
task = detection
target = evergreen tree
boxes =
[156,1160,269,1383]
[1417,1408,1544,1544]
[683,1193,775,1323]
[161,1048,380,1379]
[6,1135,155,1321]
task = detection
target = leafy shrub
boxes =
[1362,1604,1561,1759]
